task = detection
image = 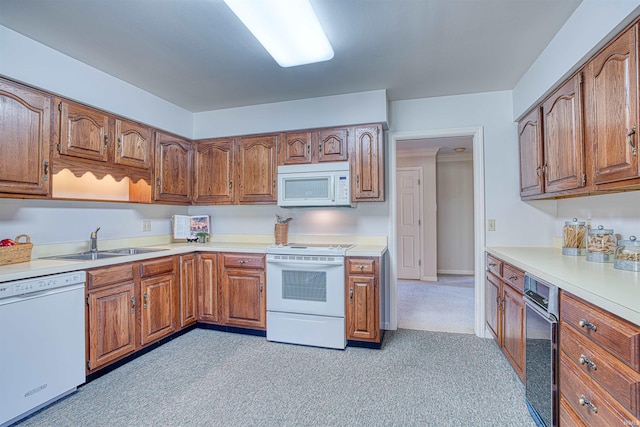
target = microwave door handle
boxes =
[329,175,335,201]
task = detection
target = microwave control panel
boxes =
[336,174,350,203]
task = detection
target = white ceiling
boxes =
[0,0,581,113]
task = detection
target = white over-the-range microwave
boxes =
[277,161,352,207]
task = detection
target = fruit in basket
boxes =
[0,238,16,246]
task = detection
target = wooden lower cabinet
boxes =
[140,257,177,345]
[86,263,137,372]
[484,253,525,382]
[179,253,197,327]
[346,257,381,343]
[218,253,266,329]
[197,253,219,322]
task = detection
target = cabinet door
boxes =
[58,100,110,162]
[280,131,312,165]
[140,273,176,345]
[235,135,277,204]
[179,254,197,328]
[87,282,136,371]
[485,272,501,346]
[154,131,193,204]
[542,73,585,193]
[502,283,525,382]
[194,139,234,204]
[219,267,266,329]
[317,128,348,162]
[197,253,219,323]
[0,80,51,195]
[114,119,152,169]
[586,25,639,185]
[518,107,544,197]
[351,124,384,201]
[346,274,377,341]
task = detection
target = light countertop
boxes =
[486,246,640,326]
[0,241,387,283]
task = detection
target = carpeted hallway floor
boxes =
[397,275,475,334]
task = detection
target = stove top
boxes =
[265,243,354,256]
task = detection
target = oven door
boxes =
[525,296,558,427]
[266,255,345,317]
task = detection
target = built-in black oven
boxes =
[524,273,559,427]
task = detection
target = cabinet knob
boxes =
[104,134,109,148]
[579,319,597,332]
[131,296,136,314]
[143,291,148,309]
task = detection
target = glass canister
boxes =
[614,236,640,272]
[586,225,617,263]
[562,218,586,256]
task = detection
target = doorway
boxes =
[388,127,486,337]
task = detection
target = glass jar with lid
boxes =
[614,236,640,272]
[586,225,617,263]
[562,218,586,256]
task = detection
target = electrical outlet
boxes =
[487,219,496,232]
[142,220,152,232]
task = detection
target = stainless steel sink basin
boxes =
[100,247,168,255]
[45,251,127,261]
[44,247,167,261]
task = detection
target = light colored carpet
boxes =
[16,328,534,426]
[397,275,475,334]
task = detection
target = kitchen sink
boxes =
[100,247,168,255]
[44,248,168,261]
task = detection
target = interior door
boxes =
[396,167,422,280]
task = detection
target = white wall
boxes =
[193,90,388,138]
[0,25,193,137]
[513,0,640,119]
[437,157,474,275]
[390,90,557,247]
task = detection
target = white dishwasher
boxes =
[0,271,86,427]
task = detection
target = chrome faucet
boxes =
[90,227,100,252]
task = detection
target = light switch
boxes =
[142,220,152,232]
[487,219,496,232]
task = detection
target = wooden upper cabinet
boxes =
[585,24,640,185]
[235,135,277,204]
[114,119,152,169]
[518,107,544,197]
[194,139,234,204]
[280,131,313,164]
[351,124,384,201]
[154,131,193,204]
[58,100,110,162]
[317,128,348,162]
[0,79,52,196]
[541,73,585,193]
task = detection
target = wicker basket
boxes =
[0,234,33,266]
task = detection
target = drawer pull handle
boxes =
[143,292,148,309]
[357,265,366,270]
[488,262,496,267]
[238,260,247,264]
[579,354,597,370]
[578,395,598,413]
[579,319,597,332]
[509,275,517,281]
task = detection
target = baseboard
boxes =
[421,276,438,282]
[437,269,474,275]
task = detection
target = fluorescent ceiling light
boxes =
[224,0,334,67]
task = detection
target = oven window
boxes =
[282,270,327,302]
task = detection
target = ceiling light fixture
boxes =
[223,0,334,68]
[454,147,466,153]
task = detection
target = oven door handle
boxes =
[524,295,558,323]
[266,260,344,268]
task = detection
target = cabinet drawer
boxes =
[486,253,503,277]
[347,258,376,274]
[560,394,586,427]
[561,292,640,371]
[502,263,524,293]
[561,322,640,417]
[221,253,265,269]
[560,356,638,426]
[88,263,133,289]
[140,257,175,278]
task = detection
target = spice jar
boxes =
[562,218,586,256]
[586,225,617,263]
[614,236,640,272]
